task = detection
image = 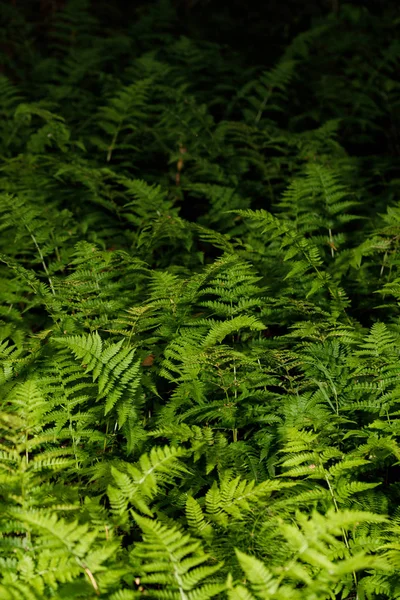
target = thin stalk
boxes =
[29,231,55,295]
[324,471,359,598]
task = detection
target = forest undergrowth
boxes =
[0,1,400,598]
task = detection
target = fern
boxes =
[53,332,143,429]
[130,513,225,599]
[106,445,188,522]
[0,1,400,597]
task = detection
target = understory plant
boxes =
[0,0,400,598]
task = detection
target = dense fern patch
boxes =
[1,1,400,598]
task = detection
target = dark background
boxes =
[3,0,399,65]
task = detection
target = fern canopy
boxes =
[0,0,399,598]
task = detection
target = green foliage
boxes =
[0,0,400,598]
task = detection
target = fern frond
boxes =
[130,513,225,599]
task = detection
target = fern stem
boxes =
[107,123,122,162]
[104,420,109,452]
[255,85,272,124]
[29,231,56,296]
[83,565,100,595]
[324,471,359,597]
[380,251,388,277]
[328,228,335,258]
